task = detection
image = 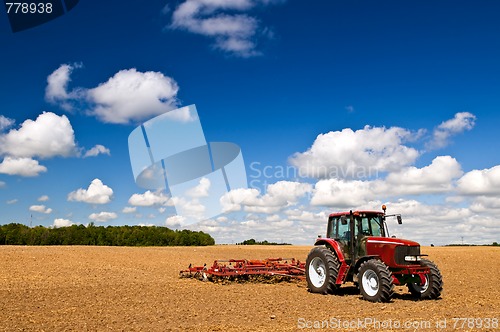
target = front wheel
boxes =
[305,246,340,294]
[408,259,443,299]
[357,259,394,302]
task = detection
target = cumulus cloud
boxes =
[53,218,73,228]
[83,144,111,158]
[86,69,179,124]
[165,215,187,228]
[469,196,500,214]
[310,156,465,207]
[0,112,106,176]
[45,63,82,110]
[170,0,283,57]
[46,65,182,125]
[122,206,137,214]
[311,178,373,207]
[128,190,172,207]
[0,112,78,159]
[383,156,463,194]
[29,205,52,214]
[0,157,47,177]
[38,195,49,202]
[427,112,476,149]
[67,178,113,204]
[89,211,118,222]
[0,115,14,131]
[457,165,500,195]
[289,126,420,179]
[186,177,210,198]
[220,181,312,213]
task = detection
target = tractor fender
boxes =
[314,238,346,264]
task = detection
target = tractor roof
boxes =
[328,211,383,218]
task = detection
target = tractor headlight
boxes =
[404,255,422,262]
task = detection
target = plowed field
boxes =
[1,246,499,331]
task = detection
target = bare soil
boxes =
[1,245,499,331]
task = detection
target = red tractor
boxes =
[305,206,443,302]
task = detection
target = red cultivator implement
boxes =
[180,258,306,282]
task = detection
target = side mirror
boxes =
[340,216,348,225]
[397,215,402,224]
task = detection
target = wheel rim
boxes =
[308,257,327,288]
[412,275,429,293]
[362,269,379,297]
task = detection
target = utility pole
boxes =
[461,236,464,245]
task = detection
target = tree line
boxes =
[237,238,291,245]
[0,223,215,246]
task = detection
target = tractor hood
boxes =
[365,236,421,268]
[366,236,420,247]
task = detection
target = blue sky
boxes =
[1,0,500,245]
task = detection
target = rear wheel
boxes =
[357,259,394,302]
[408,259,443,299]
[305,246,340,294]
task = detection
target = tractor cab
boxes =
[327,212,384,261]
[327,206,397,263]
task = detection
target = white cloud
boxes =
[45,63,82,111]
[310,156,465,207]
[53,218,73,228]
[311,178,373,207]
[6,199,18,204]
[83,144,110,158]
[170,0,283,57]
[0,157,47,177]
[427,112,476,149]
[220,181,312,213]
[284,209,328,223]
[122,206,137,214]
[457,165,500,196]
[470,196,500,214]
[289,126,420,179]
[128,190,172,207]
[46,65,184,125]
[0,115,14,131]
[87,69,179,124]
[67,178,113,204]
[29,205,52,214]
[0,112,78,159]
[383,156,463,195]
[89,211,118,222]
[165,215,187,228]
[37,195,49,202]
[186,177,210,198]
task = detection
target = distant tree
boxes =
[0,223,214,246]
[238,238,290,245]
